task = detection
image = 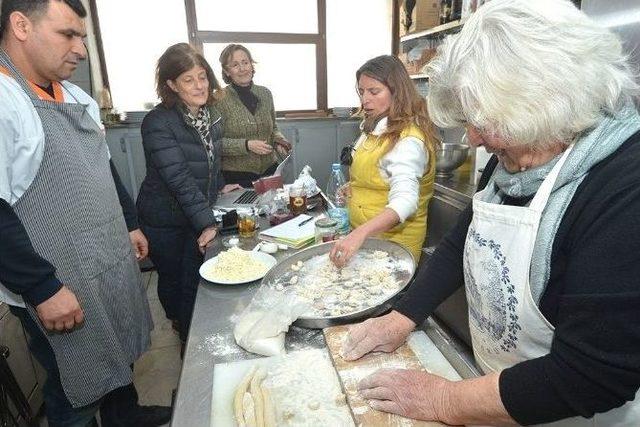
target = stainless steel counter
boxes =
[172,176,480,426]
[171,212,328,426]
[434,168,476,205]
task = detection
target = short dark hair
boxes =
[156,43,222,108]
[0,0,87,41]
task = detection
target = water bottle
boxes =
[326,163,350,235]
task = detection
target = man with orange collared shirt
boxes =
[0,1,170,426]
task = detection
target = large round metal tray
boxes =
[261,238,416,329]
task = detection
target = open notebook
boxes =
[258,214,320,248]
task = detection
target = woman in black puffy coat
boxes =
[137,43,240,344]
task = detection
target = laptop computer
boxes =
[214,188,259,209]
[214,153,293,209]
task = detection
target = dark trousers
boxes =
[222,163,278,188]
[9,307,141,427]
[141,224,202,342]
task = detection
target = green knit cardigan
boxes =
[215,84,285,174]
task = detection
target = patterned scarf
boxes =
[480,103,640,303]
[183,105,214,162]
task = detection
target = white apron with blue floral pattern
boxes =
[463,146,639,426]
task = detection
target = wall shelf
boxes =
[401,19,464,42]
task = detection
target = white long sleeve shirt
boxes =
[353,117,429,222]
[0,73,104,205]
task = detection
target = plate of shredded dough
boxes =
[200,247,277,285]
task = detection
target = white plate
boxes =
[199,251,277,285]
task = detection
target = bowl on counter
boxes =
[435,143,470,178]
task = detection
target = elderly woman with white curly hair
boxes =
[340,0,640,425]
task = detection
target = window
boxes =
[326,0,393,108]
[95,0,394,112]
[186,0,394,112]
[194,0,318,34]
[95,0,188,112]
[203,43,317,111]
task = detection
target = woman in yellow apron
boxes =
[329,55,438,266]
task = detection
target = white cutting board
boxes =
[211,355,272,427]
[407,331,462,381]
[210,333,460,427]
[211,348,352,427]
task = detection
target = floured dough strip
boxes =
[235,366,274,427]
[250,368,267,427]
[234,366,257,427]
[261,382,277,427]
[243,392,256,427]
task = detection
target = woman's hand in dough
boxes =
[329,228,366,267]
[358,368,450,422]
[341,310,416,360]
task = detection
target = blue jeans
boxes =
[9,307,140,427]
[141,224,202,342]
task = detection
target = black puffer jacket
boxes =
[137,104,224,233]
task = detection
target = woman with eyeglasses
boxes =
[215,44,291,187]
[329,55,439,266]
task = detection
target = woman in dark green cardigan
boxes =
[216,44,291,187]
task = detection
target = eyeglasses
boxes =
[226,60,252,71]
[340,144,355,166]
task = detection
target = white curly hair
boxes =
[426,0,639,149]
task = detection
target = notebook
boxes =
[258,214,320,248]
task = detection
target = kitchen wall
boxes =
[582,0,640,74]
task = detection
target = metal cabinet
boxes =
[423,183,473,347]
[294,122,339,191]
[336,121,361,150]
[105,124,147,201]
[106,119,361,200]
[277,118,360,190]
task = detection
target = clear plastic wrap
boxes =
[233,282,310,356]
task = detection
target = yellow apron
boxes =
[348,124,435,261]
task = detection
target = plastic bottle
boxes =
[326,163,350,235]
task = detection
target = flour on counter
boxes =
[263,349,354,426]
[200,331,244,359]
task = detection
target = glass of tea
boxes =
[237,212,257,238]
[288,183,307,215]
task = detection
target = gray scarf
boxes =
[480,103,640,303]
